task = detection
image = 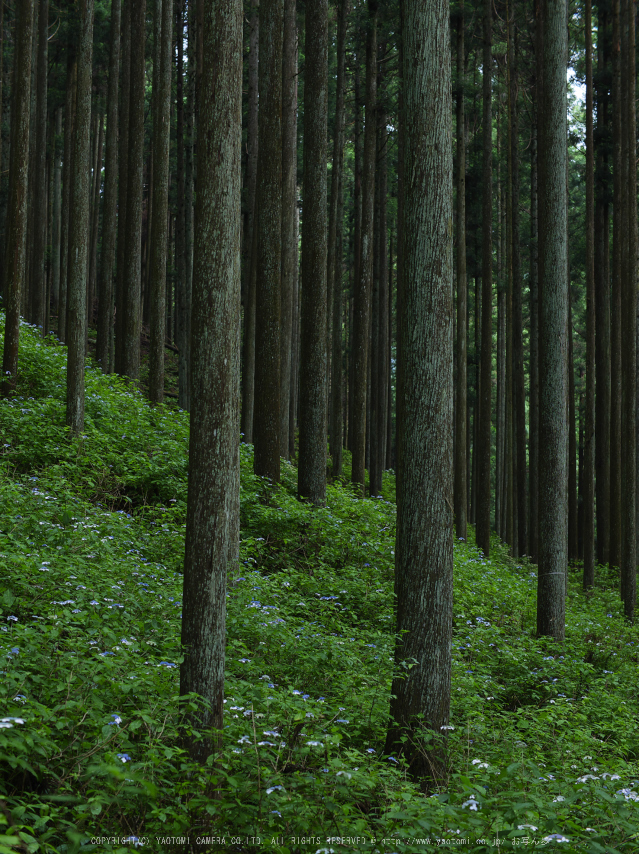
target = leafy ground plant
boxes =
[0,318,638,853]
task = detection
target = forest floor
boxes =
[0,317,639,854]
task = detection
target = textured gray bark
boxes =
[536,0,567,641]
[58,54,76,344]
[351,3,376,494]
[31,0,47,331]
[476,0,492,557]
[620,0,636,620]
[584,0,595,587]
[386,0,453,784]
[1,0,34,392]
[66,0,94,435]
[96,0,121,372]
[529,123,539,562]
[610,0,621,571]
[298,0,328,503]
[115,0,131,375]
[280,0,297,459]
[179,0,242,762]
[51,108,62,312]
[121,0,145,380]
[329,0,349,478]
[241,0,259,441]
[454,1,467,542]
[149,0,173,403]
[595,2,611,568]
[253,0,283,482]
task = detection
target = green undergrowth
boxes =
[0,319,638,854]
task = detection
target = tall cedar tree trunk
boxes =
[175,0,187,392]
[121,0,145,379]
[454,0,467,541]
[620,0,636,619]
[387,0,452,785]
[240,0,259,441]
[51,108,62,312]
[254,0,283,482]
[280,0,297,459]
[529,15,540,562]
[88,113,104,328]
[298,0,328,503]
[349,60,362,452]
[610,0,622,569]
[180,0,242,762]
[595,3,611,567]
[329,0,349,478]
[376,110,389,482]
[66,0,94,433]
[97,0,121,371]
[351,0,377,495]
[536,0,567,641]
[31,0,47,330]
[584,0,596,586]
[509,10,527,556]
[476,0,492,556]
[115,0,131,374]
[289,200,300,458]
[2,0,34,392]
[149,0,173,402]
[568,291,578,561]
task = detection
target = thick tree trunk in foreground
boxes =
[180,0,242,763]
[2,0,35,393]
[536,0,567,641]
[298,0,328,503]
[386,0,453,785]
[66,0,94,434]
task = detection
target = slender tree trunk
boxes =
[66,0,94,433]
[97,0,121,371]
[329,0,349,477]
[2,0,34,392]
[610,0,622,570]
[149,0,173,402]
[595,3,611,568]
[30,0,47,331]
[620,0,636,619]
[376,115,389,481]
[476,0,492,556]
[280,0,297,459]
[115,0,131,374]
[180,0,242,763]
[289,203,300,458]
[88,112,104,329]
[529,123,539,563]
[584,0,596,586]
[455,0,467,541]
[568,292,578,561]
[386,0,452,784]
[298,0,328,503]
[121,0,145,379]
[351,1,377,494]
[536,0,567,641]
[254,0,283,482]
[241,0,259,441]
[51,108,62,314]
[509,12,527,556]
